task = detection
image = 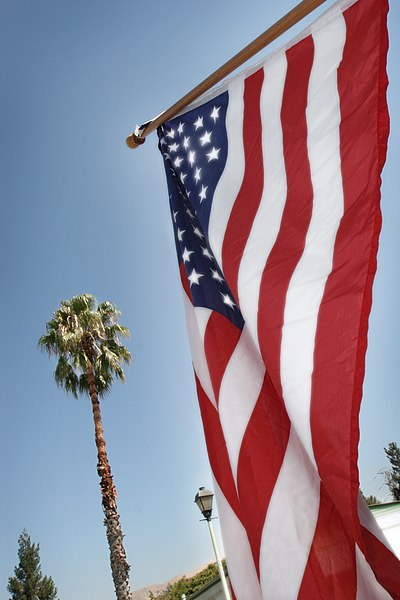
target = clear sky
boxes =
[1,1,399,598]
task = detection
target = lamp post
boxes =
[194,487,231,600]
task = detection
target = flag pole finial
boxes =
[126,124,147,149]
[126,132,146,149]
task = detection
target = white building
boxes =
[370,501,400,558]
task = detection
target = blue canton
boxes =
[158,92,244,331]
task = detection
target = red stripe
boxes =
[298,485,357,599]
[257,35,315,396]
[361,527,400,600]
[195,374,241,520]
[236,372,290,574]
[203,311,241,404]
[221,67,264,303]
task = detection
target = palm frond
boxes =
[113,364,126,383]
[78,374,90,395]
[102,340,131,365]
[54,357,79,398]
[38,330,67,355]
[68,294,96,315]
[79,310,105,336]
[98,301,121,325]
[104,324,130,340]
[71,350,89,372]
[39,294,131,400]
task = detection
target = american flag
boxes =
[158,0,400,597]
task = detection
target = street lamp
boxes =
[194,487,231,600]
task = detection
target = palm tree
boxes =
[39,294,133,600]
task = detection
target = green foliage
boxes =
[364,495,381,506]
[148,561,227,600]
[7,530,58,600]
[38,294,131,398]
[384,442,400,501]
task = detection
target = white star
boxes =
[180,172,187,183]
[207,147,220,162]
[183,136,190,149]
[166,128,175,139]
[210,106,221,122]
[174,156,184,168]
[177,122,184,134]
[199,130,212,146]
[193,226,204,239]
[188,268,203,287]
[199,185,208,202]
[186,207,195,219]
[163,152,170,161]
[168,142,180,153]
[173,210,178,223]
[221,293,236,309]
[194,167,201,183]
[177,228,185,241]
[188,150,196,166]
[211,269,224,283]
[201,247,213,260]
[182,247,194,263]
[194,116,204,130]
[159,136,167,146]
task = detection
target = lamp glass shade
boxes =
[195,487,214,517]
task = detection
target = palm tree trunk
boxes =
[86,365,133,600]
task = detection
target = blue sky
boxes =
[1,1,399,598]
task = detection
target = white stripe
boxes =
[208,75,245,273]
[259,429,320,599]
[358,492,395,554]
[218,325,265,487]
[213,476,263,600]
[237,53,288,353]
[280,13,346,466]
[355,545,393,600]
[183,295,216,408]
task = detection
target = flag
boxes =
[157,0,400,597]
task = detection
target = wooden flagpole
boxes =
[126,0,329,149]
